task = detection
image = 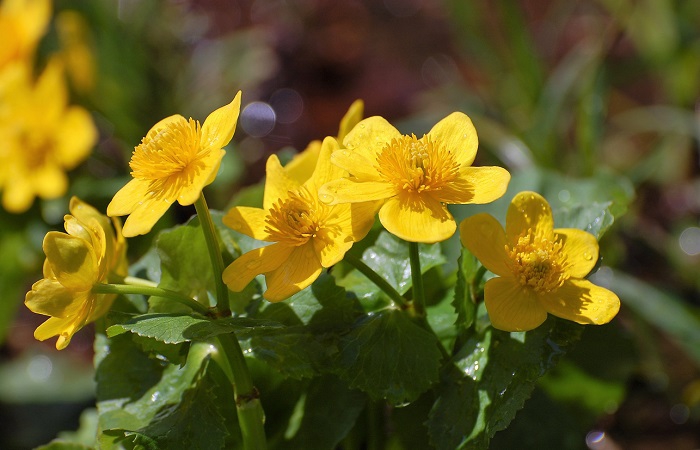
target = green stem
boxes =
[408,242,426,317]
[93,283,210,316]
[194,193,231,317]
[344,252,408,308]
[213,333,267,450]
[470,265,488,304]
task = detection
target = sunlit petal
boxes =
[506,191,554,242]
[556,228,599,278]
[330,148,380,181]
[484,277,548,332]
[459,213,511,277]
[263,154,301,210]
[438,166,510,204]
[538,279,620,325]
[43,232,97,290]
[319,178,394,205]
[107,178,151,216]
[342,116,401,163]
[201,91,241,150]
[378,195,456,243]
[337,99,364,142]
[222,243,293,292]
[121,196,173,237]
[223,206,271,241]
[264,243,323,302]
[427,112,479,167]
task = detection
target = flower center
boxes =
[374,134,460,195]
[265,187,334,246]
[129,117,204,196]
[19,131,53,170]
[506,229,569,293]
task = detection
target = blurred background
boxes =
[1,0,699,448]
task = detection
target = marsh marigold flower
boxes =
[459,191,620,332]
[25,197,128,349]
[223,136,379,302]
[318,112,510,243]
[283,99,364,184]
[108,92,241,237]
[0,60,96,212]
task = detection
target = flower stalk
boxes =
[195,193,231,317]
[93,283,211,317]
[408,242,426,317]
[343,252,407,308]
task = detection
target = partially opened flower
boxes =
[25,197,127,349]
[319,112,510,243]
[283,99,364,184]
[108,92,242,237]
[459,191,620,332]
[223,136,378,302]
[0,60,96,212]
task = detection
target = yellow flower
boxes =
[459,191,620,332]
[0,0,51,69]
[283,99,364,184]
[0,59,96,212]
[25,197,128,349]
[55,10,95,93]
[319,112,510,243]
[108,92,242,237]
[222,136,378,302]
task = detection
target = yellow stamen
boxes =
[264,187,336,246]
[374,134,460,195]
[506,228,569,293]
[129,117,205,197]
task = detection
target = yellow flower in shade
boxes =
[108,92,242,237]
[25,197,128,349]
[283,99,364,184]
[0,0,51,69]
[0,60,97,212]
[459,191,620,332]
[223,136,379,302]
[318,112,510,243]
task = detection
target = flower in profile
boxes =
[0,59,97,212]
[25,197,128,349]
[108,92,242,237]
[459,191,620,332]
[0,0,51,69]
[223,136,378,301]
[319,112,510,243]
[283,99,364,184]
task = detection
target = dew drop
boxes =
[318,193,335,204]
[583,252,593,261]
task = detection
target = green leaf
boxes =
[427,317,583,449]
[452,248,480,331]
[282,375,366,450]
[108,313,284,344]
[334,309,442,404]
[34,442,93,450]
[156,216,216,307]
[338,231,445,307]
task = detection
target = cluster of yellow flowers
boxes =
[0,0,96,213]
[25,92,620,349]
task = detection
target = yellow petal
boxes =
[223,206,271,241]
[342,116,401,163]
[33,165,68,199]
[555,228,599,278]
[70,196,111,233]
[484,277,548,332]
[318,178,394,205]
[43,232,97,290]
[459,213,511,277]
[263,154,301,210]
[34,315,83,350]
[378,195,456,243]
[176,148,226,205]
[313,229,353,267]
[538,279,620,325]
[121,196,173,237]
[107,178,152,217]
[330,148,380,181]
[35,58,67,120]
[337,99,364,142]
[437,166,510,204]
[87,293,116,322]
[24,278,87,318]
[284,140,321,184]
[2,177,34,212]
[350,201,382,240]
[264,243,323,302]
[427,112,479,167]
[222,243,293,292]
[148,114,186,135]
[55,106,96,168]
[201,91,242,150]
[506,191,554,242]
[307,137,344,191]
